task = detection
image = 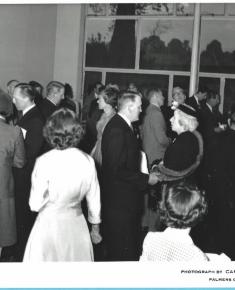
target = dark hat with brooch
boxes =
[0,88,13,117]
[176,103,197,118]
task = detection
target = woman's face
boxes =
[170,111,183,134]
[97,94,106,110]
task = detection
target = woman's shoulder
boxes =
[143,231,163,245]
[176,131,198,145]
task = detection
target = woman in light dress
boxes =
[23,108,102,261]
[140,181,209,261]
[91,86,119,167]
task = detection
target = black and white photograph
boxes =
[0,4,235,283]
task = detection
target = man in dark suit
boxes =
[214,106,235,259]
[13,83,45,260]
[200,91,222,151]
[199,91,223,180]
[101,91,158,261]
[186,85,207,111]
[39,81,65,121]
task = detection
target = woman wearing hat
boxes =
[152,103,203,183]
[0,90,25,260]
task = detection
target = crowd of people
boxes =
[0,79,234,262]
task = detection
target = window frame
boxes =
[82,3,235,112]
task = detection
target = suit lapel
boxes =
[116,114,134,134]
[18,106,37,127]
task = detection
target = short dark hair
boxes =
[102,87,119,109]
[159,181,207,229]
[7,79,19,87]
[197,85,208,94]
[29,81,43,92]
[206,90,218,101]
[118,91,141,111]
[14,83,35,102]
[46,81,64,96]
[64,83,74,100]
[43,108,84,150]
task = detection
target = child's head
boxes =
[160,181,207,229]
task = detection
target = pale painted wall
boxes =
[0,4,85,101]
[53,4,86,102]
[0,4,57,92]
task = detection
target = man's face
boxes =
[128,83,137,92]
[129,95,142,122]
[156,92,164,107]
[197,92,207,101]
[97,93,106,110]
[94,84,102,96]
[13,88,28,111]
[173,87,186,104]
[211,94,220,108]
[53,87,64,105]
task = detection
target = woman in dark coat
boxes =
[152,103,203,183]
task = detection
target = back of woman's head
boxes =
[160,181,207,229]
[102,86,119,109]
[64,83,74,100]
[176,109,199,132]
[43,108,84,150]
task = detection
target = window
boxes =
[224,79,235,114]
[227,3,235,16]
[83,71,102,100]
[140,19,193,71]
[85,19,136,68]
[106,72,169,101]
[200,20,235,74]
[176,4,194,16]
[84,3,235,115]
[201,3,225,15]
[173,75,190,96]
[198,77,220,92]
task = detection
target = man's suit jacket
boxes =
[16,106,45,194]
[39,98,57,121]
[200,103,220,147]
[101,114,149,214]
[0,119,25,246]
[141,104,171,166]
[161,105,177,140]
[186,96,200,111]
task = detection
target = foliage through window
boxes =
[140,20,193,71]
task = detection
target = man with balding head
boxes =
[101,91,158,261]
[39,81,64,121]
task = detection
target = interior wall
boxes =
[53,4,86,102]
[0,4,57,92]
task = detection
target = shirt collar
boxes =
[23,104,35,116]
[194,95,199,105]
[164,227,193,244]
[0,115,6,121]
[206,102,213,112]
[151,103,160,109]
[47,97,57,106]
[118,112,132,128]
